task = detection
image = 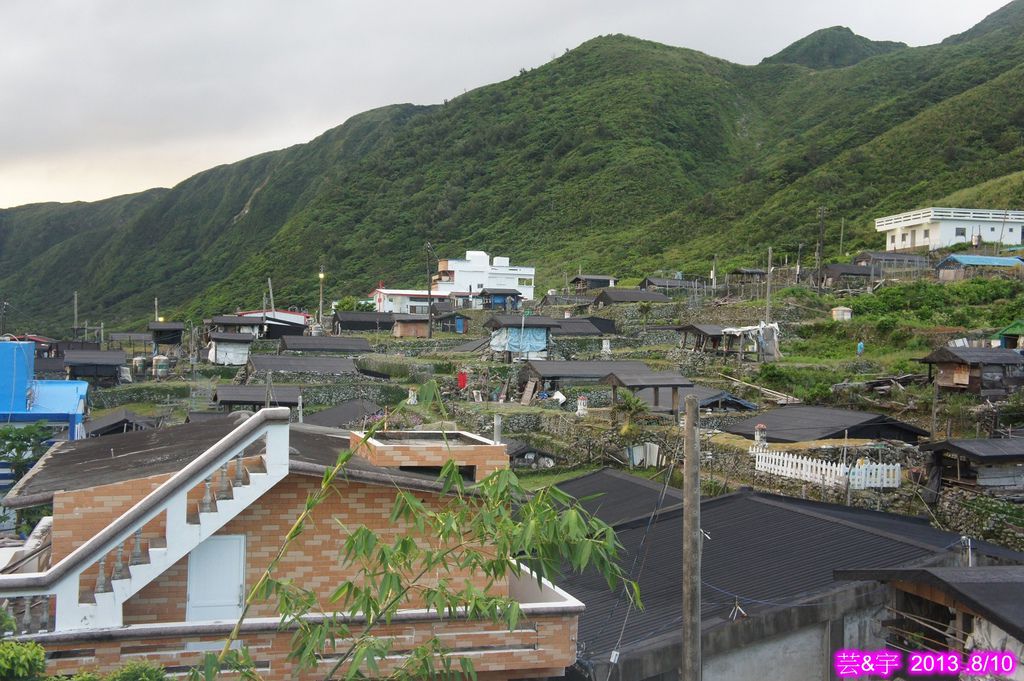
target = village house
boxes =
[214,385,301,411]
[812,263,876,289]
[550,318,605,337]
[333,311,395,333]
[0,341,88,441]
[247,354,358,377]
[206,331,254,366]
[107,332,152,357]
[835,565,1024,673]
[724,405,928,443]
[237,309,311,339]
[0,412,584,679]
[63,350,127,387]
[638,275,706,293]
[205,315,262,338]
[591,289,669,307]
[479,288,524,311]
[875,207,1024,252]
[570,274,617,293]
[922,438,1024,492]
[278,335,372,354]
[84,409,159,438]
[433,310,471,334]
[484,315,560,362]
[996,320,1024,350]
[431,250,536,300]
[918,346,1024,397]
[390,313,430,338]
[520,360,649,391]
[852,250,930,275]
[148,321,185,349]
[557,469,1024,681]
[935,253,1024,281]
[370,288,437,314]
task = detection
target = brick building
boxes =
[0,411,582,679]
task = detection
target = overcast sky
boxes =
[0,0,1009,208]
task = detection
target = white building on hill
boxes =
[876,207,1024,251]
[432,250,535,300]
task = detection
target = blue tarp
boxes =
[489,327,549,354]
[937,254,1024,268]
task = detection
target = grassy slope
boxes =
[3,1,1024,330]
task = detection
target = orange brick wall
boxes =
[124,475,507,624]
[40,612,578,680]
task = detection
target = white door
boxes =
[186,535,246,621]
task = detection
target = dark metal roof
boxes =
[304,400,382,428]
[570,275,616,282]
[391,313,430,322]
[730,267,766,275]
[208,332,254,343]
[5,421,445,509]
[919,346,1024,365]
[523,360,648,379]
[641,277,696,288]
[479,288,523,296]
[556,469,682,526]
[821,263,874,277]
[279,336,372,353]
[920,437,1024,462]
[724,405,928,443]
[601,371,694,389]
[148,321,185,331]
[680,323,724,337]
[835,566,1024,642]
[63,350,126,366]
[84,409,159,437]
[248,355,356,374]
[594,289,670,304]
[636,385,757,412]
[483,315,560,329]
[208,315,260,326]
[582,317,617,335]
[537,293,594,307]
[185,411,232,423]
[555,470,1019,662]
[108,333,151,342]
[333,311,394,323]
[854,251,929,265]
[214,385,301,406]
[551,319,604,336]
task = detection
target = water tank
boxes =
[152,355,170,378]
[132,356,149,376]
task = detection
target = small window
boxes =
[923,229,930,239]
[955,227,967,237]
[890,235,896,244]
[991,226,996,232]
[901,233,908,243]
[1010,228,1015,233]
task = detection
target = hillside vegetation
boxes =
[3,1,1024,331]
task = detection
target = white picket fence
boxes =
[753,450,901,490]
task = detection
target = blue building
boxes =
[0,341,88,441]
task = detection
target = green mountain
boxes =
[761,26,906,69]
[3,1,1024,332]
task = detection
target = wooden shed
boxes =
[919,346,1024,397]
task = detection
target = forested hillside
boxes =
[3,1,1024,331]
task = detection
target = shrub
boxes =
[104,661,167,681]
[0,641,46,680]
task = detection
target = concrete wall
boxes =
[704,623,828,681]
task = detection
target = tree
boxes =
[612,389,651,445]
[637,301,653,332]
[0,422,52,532]
[191,382,634,680]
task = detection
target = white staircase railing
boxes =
[0,407,290,633]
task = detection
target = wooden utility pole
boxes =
[681,394,702,681]
[154,297,159,322]
[425,241,434,339]
[839,217,846,255]
[764,247,773,324]
[73,290,79,338]
[816,206,827,293]
[795,243,803,285]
